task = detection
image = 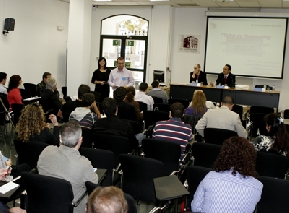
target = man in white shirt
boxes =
[135,83,154,111]
[0,72,7,94]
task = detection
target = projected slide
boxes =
[205,17,287,78]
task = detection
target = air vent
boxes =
[177,3,199,7]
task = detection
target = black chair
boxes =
[183,114,202,134]
[79,147,114,186]
[152,96,163,104]
[11,103,24,125]
[204,128,237,145]
[122,119,143,134]
[256,151,289,179]
[191,142,222,168]
[153,103,171,113]
[142,138,181,176]
[21,171,74,213]
[168,98,190,109]
[62,86,67,98]
[0,111,6,143]
[19,88,32,99]
[81,127,93,148]
[232,104,243,120]
[284,109,289,119]
[137,101,148,112]
[256,176,289,213]
[143,111,169,129]
[117,102,137,121]
[23,83,37,97]
[14,140,48,169]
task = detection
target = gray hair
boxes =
[60,121,82,148]
[46,77,57,90]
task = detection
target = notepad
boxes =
[0,181,19,194]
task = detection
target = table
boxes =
[169,84,280,109]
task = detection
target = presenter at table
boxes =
[190,64,208,85]
[108,57,135,90]
[213,64,236,88]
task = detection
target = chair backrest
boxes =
[142,138,181,175]
[191,142,222,168]
[93,134,130,168]
[143,111,169,129]
[152,96,163,104]
[183,114,202,134]
[204,128,237,145]
[14,140,48,169]
[122,119,143,134]
[19,88,31,99]
[79,148,114,186]
[119,154,164,203]
[256,176,289,213]
[62,86,67,98]
[168,98,190,109]
[256,151,289,179]
[284,109,289,119]
[153,103,171,113]
[11,103,24,125]
[23,83,37,97]
[81,128,93,148]
[21,171,74,213]
[250,106,274,114]
[117,102,137,121]
[232,104,243,120]
[137,101,147,112]
[186,166,211,205]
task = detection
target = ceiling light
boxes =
[93,0,111,2]
[150,0,170,1]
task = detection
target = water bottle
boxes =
[272,85,275,91]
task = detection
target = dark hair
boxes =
[113,87,126,102]
[125,86,135,103]
[222,96,234,105]
[102,98,117,116]
[225,64,231,71]
[117,57,124,62]
[0,72,7,83]
[170,102,184,119]
[8,75,21,92]
[98,57,107,70]
[139,83,148,91]
[81,93,95,107]
[78,84,91,99]
[151,80,159,88]
[213,136,257,178]
[42,72,51,81]
[264,113,289,156]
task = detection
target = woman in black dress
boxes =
[91,57,111,104]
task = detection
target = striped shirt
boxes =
[153,117,192,156]
[69,107,98,129]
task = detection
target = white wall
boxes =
[0,0,69,93]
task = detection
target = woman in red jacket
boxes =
[7,75,23,107]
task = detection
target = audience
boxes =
[253,113,289,156]
[134,83,154,111]
[153,102,192,157]
[37,121,98,213]
[124,86,143,122]
[147,80,168,104]
[36,72,52,97]
[0,72,7,94]
[16,103,59,145]
[191,136,263,213]
[70,93,98,129]
[195,96,247,138]
[7,75,23,107]
[185,90,207,116]
[87,186,128,213]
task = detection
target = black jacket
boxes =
[40,89,62,115]
[216,72,236,88]
[190,71,208,85]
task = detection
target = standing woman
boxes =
[7,75,23,107]
[91,57,111,104]
[190,64,208,85]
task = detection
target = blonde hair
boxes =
[16,103,46,142]
[191,90,207,115]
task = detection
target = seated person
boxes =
[190,64,208,85]
[211,64,236,88]
[7,75,23,107]
[124,86,143,122]
[114,87,136,121]
[16,103,59,145]
[147,80,168,104]
[36,72,59,97]
[0,72,7,95]
[153,102,192,157]
[37,121,98,213]
[70,93,98,129]
[253,113,289,156]
[134,83,154,111]
[185,90,208,116]
[191,136,263,213]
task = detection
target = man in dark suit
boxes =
[190,64,208,85]
[214,64,236,88]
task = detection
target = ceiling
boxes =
[60,0,289,8]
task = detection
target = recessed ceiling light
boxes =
[150,0,170,1]
[93,0,111,2]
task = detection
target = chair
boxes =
[11,103,24,125]
[62,86,67,98]
[191,142,222,168]
[256,151,289,179]
[232,104,243,120]
[168,98,190,109]
[0,111,7,143]
[152,96,163,104]
[14,140,48,169]
[284,109,289,119]
[153,103,171,113]
[122,119,143,134]
[21,171,74,213]
[256,176,289,213]
[137,101,147,112]
[81,127,93,148]
[183,114,202,134]
[142,138,181,175]
[19,88,31,99]
[79,147,114,186]
[23,83,37,97]
[117,102,137,121]
[204,128,237,145]
[143,110,169,129]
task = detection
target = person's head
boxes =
[98,57,107,70]
[151,80,159,88]
[46,77,57,90]
[87,186,128,213]
[117,57,125,71]
[191,90,207,115]
[194,64,201,73]
[8,75,22,92]
[82,93,95,107]
[78,84,91,100]
[0,72,7,85]
[42,72,52,83]
[125,86,135,103]
[60,121,82,148]
[213,136,257,178]
[102,98,117,116]
[223,64,231,75]
[221,96,234,110]
[170,102,184,119]
[139,83,148,92]
[16,103,46,142]
[113,87,126,102]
